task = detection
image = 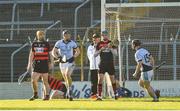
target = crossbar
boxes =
[105,2,180,8]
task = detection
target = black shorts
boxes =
[33,60,49,73]
[99,62,115,75]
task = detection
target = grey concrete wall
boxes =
[0,82,42,99]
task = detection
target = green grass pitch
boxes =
[0,97,180,110]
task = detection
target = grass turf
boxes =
[0,97,180,110]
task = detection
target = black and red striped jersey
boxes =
[96,40,114,63]
[48,75,67,93]
[32,41,50,60]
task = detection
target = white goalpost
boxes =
[101,0,180,89]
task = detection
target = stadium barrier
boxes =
[0,81,180,99]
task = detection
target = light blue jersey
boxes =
[55,40,78,59]
[135,48,153,72]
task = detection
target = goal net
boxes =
[103,1,180,83]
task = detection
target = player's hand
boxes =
[58,56,63,62]
[48,63,53,70]
[100,47,106,52]
[153,66,157,71]
[133,73,139,78]
[108,43,113,48]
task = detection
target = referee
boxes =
[87,33,100,99]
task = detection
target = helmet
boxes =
[131,39,141,46]
[101,30,108,35]
[62,30,70,35]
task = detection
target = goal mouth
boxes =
[102,0,180,82]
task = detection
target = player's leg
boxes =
[138,79,145,88]
[60,70,69,97]
[108,63,118,99]
[60,63,69,95]
[65,63,75,101]
[141,71,158,101]
[97,64,105,100]
[90,70,98,98]
[29,72,40,101]
[50,90,65,99]
[60,63,74,101]
[109,75,118,99]
[144,81,158,101]
[41,73,50,100]
[97,73,104,100]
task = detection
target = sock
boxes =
[69,86,73,97]
[34,92,38,97]
[98,84,102,97]
[112,83,117,95]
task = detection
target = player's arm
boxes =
[87,46,91,60]
[133,53,142,78]
[48,51,54,70]
[27,49,34,72]
[133,61,142,78]
[52,47,59,59]
[110,48,118,56]
[149,55,155,68]
[94,43,105,57]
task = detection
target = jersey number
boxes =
[144,54,150,63]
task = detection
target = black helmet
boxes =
[131,39,141,46]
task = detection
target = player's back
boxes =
[135,48,153,72]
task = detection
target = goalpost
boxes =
[101,0,180,89]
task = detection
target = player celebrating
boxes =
[95,30,118,100]
[52,30,80,101]
[131,39,160,102]
[27,30,51,101]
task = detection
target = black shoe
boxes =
[152,99,159,102]
[155,90,160,99]
[43,95,50,101]
[115,95,118,100]
[29,95,38,101]
[69,97,73,101]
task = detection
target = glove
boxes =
[58,56,63,62]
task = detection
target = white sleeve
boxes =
[87,45,94,61]
[54,41,60,49]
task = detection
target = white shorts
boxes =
[140,70,154,81]
[59,62,75,75]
